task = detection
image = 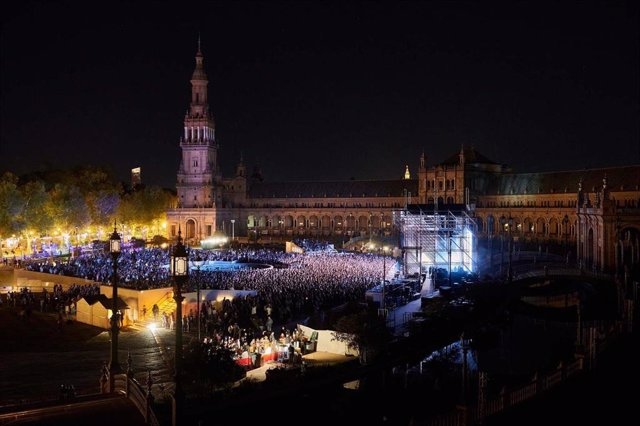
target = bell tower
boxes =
[176,39,218,208]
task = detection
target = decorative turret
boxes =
[236,154,246,177]
[420,151,425,170]
[187,36,211,120]
[578,177,583,208]
[459,145,465,165]
[404,165,411,180]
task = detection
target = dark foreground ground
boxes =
[487,329,639,426]
[0,306,173,408]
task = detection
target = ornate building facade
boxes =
[417,147,640,274]
[166,46,418,244]
[167,44,640,274]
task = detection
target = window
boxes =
[206,225,212,236]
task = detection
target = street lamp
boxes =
[488,218,494,270]
[170,227,189,425]
[499,215,506,276]
[507,217,513,283]
[109,221,121,392]
[562,215,570,263]
[380,246,390,314]
[191,252,205,342]
[230,219,235,242]
[499,215,513,282]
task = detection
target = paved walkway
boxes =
[0,311,174,408]
[0,395,146,426]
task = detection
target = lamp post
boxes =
[230,219,235,242]
[562,215,569,263]
[170,228,188,426]
[507,217,513,283]
[499,216,506,276]
[108,221,121,392]
[499,215,513,282]
[488,222,493,270]
[381,246,389,314]
[191,252,204,342]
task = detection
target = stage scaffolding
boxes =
[394,204,477,277]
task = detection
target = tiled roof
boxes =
[248,179,418,199]
[440,146,498,166]
[489,165,640,195]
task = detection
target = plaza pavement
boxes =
[0,311,174,408]
[0,308,356,409]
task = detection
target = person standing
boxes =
[142,304,147,320]
[152,304,159,320]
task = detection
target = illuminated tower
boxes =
[176,39,218,209]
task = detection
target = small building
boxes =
[76,295,129,329]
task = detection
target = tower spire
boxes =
[404,165,411,180]
[176,40,217,209]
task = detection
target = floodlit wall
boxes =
[285,241,304,253]
[101,286,170,323]
[4,269,98,292]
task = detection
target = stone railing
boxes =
[423,316,629,426]
[100,356,159,426]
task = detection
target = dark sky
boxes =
[1,1,638,188]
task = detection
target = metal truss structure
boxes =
[394,205,477,277]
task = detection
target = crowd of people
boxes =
[2,283,101,330]
[165,293,312,369]
[15,243,390,368]
[25,246,389,325]
[292,238,336,252]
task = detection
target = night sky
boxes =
[1,1,638,189]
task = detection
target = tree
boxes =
[47,183,91,231]
[333,306,392,365]
[183,340,245,392]
[0,172,25,236]
[118,186,172,228]
[87,189,120,227]
[21,180,52,235]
